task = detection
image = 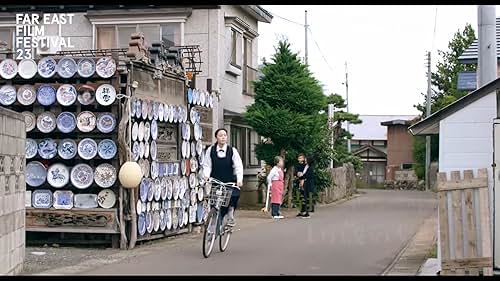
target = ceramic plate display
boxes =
[183,209,189,226]
[192,89,198,105]
[185,141,191,159]
[37,112,56,133]
[98,139,117,160]
[136,200,143,215]
[17,85,36,105]
[26,161,47,187]
[58,138,77,159]
[132,122,139,141]
[56,112,77,133]
[18,59,37,79]
[94,163,117,188]
[168,105,174,123]
[163,104,170,123]
[56,84,77,106]
[147,179,155,202]
[77,85,96,105]
[200,90,206,107]
[172,105,178,123]
[0,59,17,79]
[138,121,145,142]
[204,181,212,196]
[189,108,196,124]
[97,112,116,133]
[189,206,197,223]
[74,194,98,209]
[196,140,203,156]
[22,111,36,132]
[47,163,70,188]
[53,190,74,209]
[77,58,96,78]
[181,141,187,159]
[197,187,204,201]
[0,85,17,106]
[153,102,159,120]
[197,202,204,223]
[172,210,178,230]
[31,189,53,208]
[148,100,154,121]
[179,177,187,199]
[96,57,116,78]
[187,88,193,104]
[189,173,197,189]
[96,84,116,106]
[26,138,37,159]
[190,190,197,206]
[160,209,166,231]
[190,141,196,158]
[135,99,142,119]
[150,140,157,161]
[173,163,179,176]
[138,213,146,236]
[173,178,180,200]
[139,142,145,159]
[37,56,57,78]
[190,157,198,172]
[78,138,98,160]
[71,163,94,189]
[140,178,149,202]
[144,122,151,142]
[153,210,160,232]
[181,159,187,176]
[57,57,77,78]
[141,100,148,120]
[181,123,189,140]
[132,141,140,161]
[37,85,56,106]
[97,189,116,209]
[151,120,158,140]
[144,141,150,159]
[77,111,96,132]
[161,177,168,200]
[166,178,173,200]
[154,178,161,201]
[182,189,190,209]
[166,209,172,230]
[146,202,152,213]
[178,208,184,228]
[38,138,57,159]
[158,103,164,122]
[151,161,159,179]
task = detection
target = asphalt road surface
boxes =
[80,189,437,275]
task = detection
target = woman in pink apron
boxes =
[266,156,285,219]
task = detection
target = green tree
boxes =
[413,23,476,179]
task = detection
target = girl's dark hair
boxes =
[297,153,306,158]
[214,128,228,138]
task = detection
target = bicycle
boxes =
[202,178,237,258]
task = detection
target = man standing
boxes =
[202,128,244,227]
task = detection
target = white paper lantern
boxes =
[119,161,143,189]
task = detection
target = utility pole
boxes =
[345,62,351,153]
[304,10,308,66]
[425,52,431,191]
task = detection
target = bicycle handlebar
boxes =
[207,177,237,188]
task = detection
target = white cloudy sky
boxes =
[257,5,498,116]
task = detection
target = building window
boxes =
[0,27,14,59]
[243,37,257,96]
[373,140,386,147]
[401,163,413,170]
[230,28,242,68]
[230,126,261,169]
[248,129,260,167]
[96,23,181,49]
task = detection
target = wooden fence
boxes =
[437,168,492,275]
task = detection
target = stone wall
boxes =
[0,106,26,275]
[319,163,357,204]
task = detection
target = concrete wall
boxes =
[0,106,26,275]
[319,163,356,204]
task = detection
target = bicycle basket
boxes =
[207,186,233,207]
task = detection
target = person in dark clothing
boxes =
[293,153,306,209]
[297,156,315,218]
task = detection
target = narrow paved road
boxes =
[81,189,437,275]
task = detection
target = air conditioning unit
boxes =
[37,36,61,55]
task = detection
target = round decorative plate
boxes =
[37,85,56,106]
[181,123,189,140]
[58,138,77,160]
[98,139,117,160]
[144,160,151,179]
[37,56,57,78]
[200,90,206,107]
[38,138,57,159]
[138,121,145,142]
[17,85,36,106]
[190,141,196,158]
[77,111,96,132]
[154,178,161,201]
[96,57,116,78]
[138,213,146,236]
[190,190,197,206]
[163,104,170,123]
[158,103,164,122]
[135,99,142,119]
[96,112,116,133]
[142,100,148,120]
[160,209,166,231]
[185,141,191,159]
[189,173,197,189]
[139,142,145,159]
[166,209,172,230]
[140,178,148,203]
[151,160,159,179]
[181,159,187,176]
[71,163,94,189]
[78,138,98,160]
[150,140,157,161]
[168,105,174,123]
[77,58,96,78]
[161,177,168,200]
[56,112,77,133]
[147,179,154,202]
[153,102,159,121]
[0,59,17,79]
[57,57,77,78]
[18,59,37,79]
[153,210,160,232]
[197,187,204,201]
[136,199,143,215]
[178,208,184,228]
[132,141,140,161]
[173,178,180,200]
[47,163,70,188]
[56,84,77,106]
[22,111,36,132]
[26,138,38,159]
[26,161,47,187]
[187,88,193,104]
[0,85,17,106]
[132,122,139,141]
[97,189,116,209]
[96,84,116,106]
[189,108,196,124]
[37,111,57,133]
[144,141,150,159]
[172,209,178,230]
[144,122,151,142]
[166,178,173,200]
[77,85,96,105]
[148,100,154,121]
[190,157,198,172]
[151,120,158,140]
[94,163,117,188]
[196,140,203,156]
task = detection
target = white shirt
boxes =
[266,166,282,187]
[202,143,244,183]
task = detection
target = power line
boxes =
[268,11,304,27]
[307,27,335,74]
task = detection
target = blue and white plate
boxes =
[58,139,77,159]
[56,84,77,106]
[151,120,158,140]
[74,194,98,209]
[154,178,161,201]
[144,122,151,142]
[160,209,166,231]
[96,84,116,106]
[37,85,56,106]
[37,57,57,78]
[18,59,37,79]
[146,211,153,233]
[47,163,70,188]
[187,88,193,104]
[140,178,149,203]
[37,112,57,133]
[132,122,139,141]
[142,100,148,120]
[148,100,154,121]
[77,85,95,105]
[38,138,57,159]
[158,103,164,122]
[94,163,117,188]
[138,213,146,236]
[53,190,74,209]
[132,141,140,161]
[77,58,96,78]
[0,59,17,79]
[147,179,154,202]
[166,209,172,230]
[26,161,47,187]
[153,102,159,121]
[17,85,36,106]
[77,111,96,132]
[56,112,77,133]
[57,56,77,78]
[96,112,116,133]
[78,138,98,160]
[23,111,36,132]
[135,99,142,119]
[98,139,117,160]
[95,57,116,78]
[0,85,17,106]
[150,140,157,161]
[70,163,94,189]
[26,138,38,159]
[32,189,53,209]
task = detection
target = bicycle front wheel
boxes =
[219,225,231,252]
[202,209,218,258]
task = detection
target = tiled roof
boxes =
[458,18,500,63]
[344,115,418,141]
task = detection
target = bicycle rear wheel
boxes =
[219,225,232,252]
[202,209,218,258]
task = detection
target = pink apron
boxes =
[271,168,284,204]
